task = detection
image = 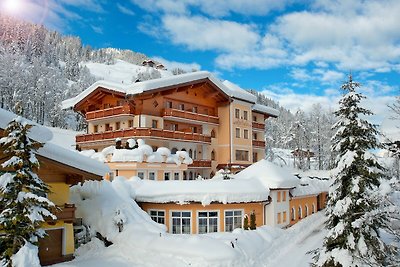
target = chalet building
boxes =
[132,160,328,233]
[0,108,109,266]
[62,71,279,179]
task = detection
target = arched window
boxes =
[211,129,216,138]
[312,204,315,214]
[189,149,193,158]
[211,150,216,160]
[171,147,178,154]
[298,206,302,219]
[181,148,186,152]
[291,207,295,221]
[305,205,308,217]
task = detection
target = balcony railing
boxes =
[252,140,265,147]
[189,160,212,168]
[47,204,76,224]
[86,105,133,120]
[163,108,219,124]
[252,122,265,130]
[76,128,211,144]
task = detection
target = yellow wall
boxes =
[140,202,264,233]
[48,183,70,206]
[289,195,318,225]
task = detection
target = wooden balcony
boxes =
[47,204,76,224]
[252,121,265,130]
[252,140,265,148]
[76,128,212,144]
[163,108,219,124]
[189,160,212,168]
[86,105,133,120]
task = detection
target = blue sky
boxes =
[1,0,399,135]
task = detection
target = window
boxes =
[174,172,180,180]
[253,133,258,140]
[312,204,315,214]
[137,171,145,179]
[291,207,295,221]
[235,150,249,161]
[164,172,170,181]
[277,191,281,202]
[235,108,240,119]
[225,210,242,232]
[191,126,197,133]
[283,211,287,223]
[105,123,110,131]
[253,152,258,163]
[211,150,216,161]
[244,129,249,139]
[282,191,287,202]
[235,128,240,138]
[149,171,156,180]
[171,124,178,131]
[152,120,158,128]
[211,129,216,138]
[198,211,218,234]
[128,120,133,128]
[253,115,257,122]
[305,205,308,217]
[192,106,198,113]
[189,149,193,158]
[117,100,124,106]
[115,122,120,130]
[150,210,165,224]
[243,110,248,120]
[298,206,302,219]
[171,211,191,234]
[166,101,172,108]
[178,104,184,110]
[93,125,98,133]
[277,212,281,224]
[104,103,110,109]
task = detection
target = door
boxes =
[39,229,63,264]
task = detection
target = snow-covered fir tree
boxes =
[0,118,55,266]
[314,75,394,266]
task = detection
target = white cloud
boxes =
[130,0,293,17]
[152,56,201,72]
[116,3,135,16]
[90,25,103,34]
[161,15,260,52]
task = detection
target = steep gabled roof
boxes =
[62,71,279,117]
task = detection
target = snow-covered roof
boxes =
[61,71,279,117]
[290,177,330,197]
[0,108,52,143]
[0,108,109,177]
[131,177,269,206]
[234,159,300,189]
[252,103,279,118]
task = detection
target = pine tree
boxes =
[249,211,256,230]
[243,215,249,230]
[314,75,392,266]
[0,117,55,266]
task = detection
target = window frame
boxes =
[235,108,240,119]
[170,210,192,234]
[235,128,241,138]
[164,172,171,181]
[224,209,243,232]
[243,110,248,120]
[149,209,165,225]
[243,129,249,139]
[148,171,156,180]
[197,210,219,234]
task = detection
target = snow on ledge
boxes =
[131,176,270,206]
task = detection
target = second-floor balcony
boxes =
[163,108,219,124]
[189,160,212,168]
[86,105,134,120]
[252,140,265,147]
[252,121,265,130]
[76,128,212,144]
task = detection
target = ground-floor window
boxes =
[164,172,170,180]
[198,211,218,234]
[171,211,191,234]
[225,210,243,232]
[235,150,249,161]
[305,205,309,217]
[174,172,180,180]
[277,212,281,224]
[298,206,302,219]
[291,207,295,221]
[149,171,156,180]
[283,211,287,223]
[137,171,145,179]
[149,210,165,224]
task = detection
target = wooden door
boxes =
[39,229,63,264]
